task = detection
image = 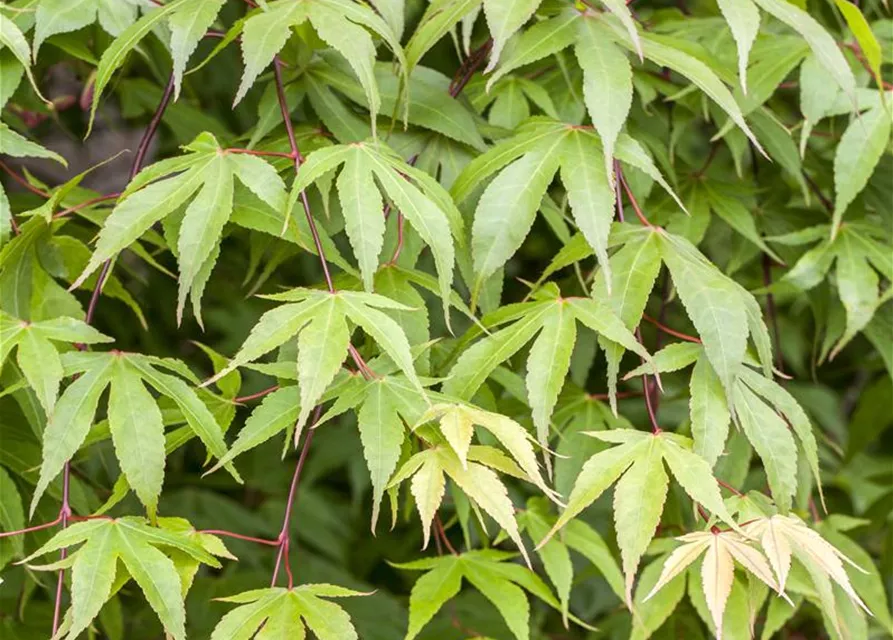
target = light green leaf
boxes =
[207,386,300,474]
[689,354,730,467]
[716,0,761,93]
[358,380,406,530]
[560,127,615,289]
[833,0,882,88]
[576,19,632,180]
[89,0,190,134]
[832,106,892,235]
[471,145,562,287]
[16,330,63,414]
[483,0,540,73]
[486,11,579,90]
[409,453,445,549]
[751,0,856,100]
[733,383,797,513]
[405,0,480,71]
[658,232,748,395]
[68,524,118,639]
[0,13,47,102]
[624,342,702,378]
[463,558,531,640]
[526,303,576,445]
[337,149,385,292]
[0,123,66,165]
[31,356,114,516]
[295,297,350,438]
[566,298,651,362]
[613,437,668,603]
[405,557,463,639]
[169,0,227,98]
[108,361,166,515]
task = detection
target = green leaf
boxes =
[566,297,652,362]
[575,19,632,179]
[31,355,114,516]
[716,0,761,93]
[689,354,730,467]
[169,0,227,98]
[357,380,406,530]
[832,106,892,235]
[526,303,576,445]
[16,330,63,414]
[613,436,668,603]
[336,148,386,292]
[405,0,480,71]
[471,143,562,287]
[462,558,531,640]
[733,383,797,513]
[486,11,579,90]
[658,232,749,395]
[405,556,463,639]
[483,0,540,73]
[89,0,190,135]
[206,386,300,474]
[0,123,66,165]
[295,296,350,439]
[559,126,615,289]
[107,360,166,515]
[751,0,856,100]
[833,0,882,88]
[0,13,47,102]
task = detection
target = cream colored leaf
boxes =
[644,534,711,601]
[409,456,446,550]
[701,534,736,639]
[438,405,475,469]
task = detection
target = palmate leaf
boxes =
[389,430,547,565]
[32,0,138,61]
[285,141,458,319]
[442,290,652,446]
[234,0,406,126]
[0,312,111,414]
[211,584,367,640]
[22,517,224,640]
[542,430,738,604]
[208,289,424,441]
[31,350,238,516]
[453,120,682,298]
[87,0,230,131]
[71,132,286,323]
[395,549,580,640]
[742,514,871,638]
[645,530,785,639]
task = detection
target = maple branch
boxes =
[716,479,744,497]
[49,72,176,636]
[801,170,833,213]
[641,314,701,344]
[271,406,321,588]
[272,57,378,379]
[273,57,334,294]
[449,38,493,98]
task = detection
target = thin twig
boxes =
[53,192,120,219]
[234,384,280,404]
[641,314,701,344]
[635,327,661,434]
[617,166,652,227]
[271,407,320,588]
[200,530,280,547]
[434,514,458,556]
[0,159,51,198]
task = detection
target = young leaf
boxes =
[716,0,761,93]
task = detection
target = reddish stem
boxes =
[434,514,458,556]
[53,192,120,219]
[449,39,493,98]
[717,479,744,497]
[618,166,653,227]
[271,407,320,588]
[200,530,279,546]
[641,314,701,344]
[234,384,280,403]
[273,57,334,293]
[226,148,295,159]
[635,327,661,434]
[0,516,62,538]
[0,159,51,198]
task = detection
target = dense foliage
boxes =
[0,0,891,638]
